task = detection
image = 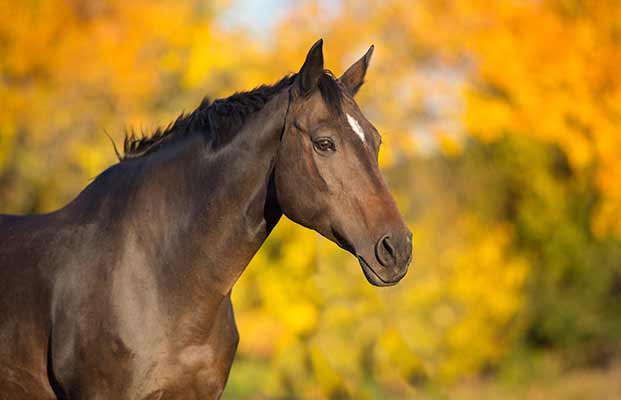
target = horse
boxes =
[0,39,412,399]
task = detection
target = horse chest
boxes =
[53,293,239,399]
[133,311,239,399]
[131,343,233,399]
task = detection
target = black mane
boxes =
[122,71,344,160]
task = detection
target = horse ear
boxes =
[298,39,324,96]
[339,45,374,96]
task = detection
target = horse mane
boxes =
[121,71,344,160]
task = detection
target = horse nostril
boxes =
[376,235,397,267]
[382,236,396,258]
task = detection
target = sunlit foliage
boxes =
[0,0,253,212]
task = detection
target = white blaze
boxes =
[346,113,366,143]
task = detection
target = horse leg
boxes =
[0,340,57,399]
[0,365,57,400]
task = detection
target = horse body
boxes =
[0,92,288,398]
[1,213,57,399]
[0,40,412,399]
[0,209,239,399]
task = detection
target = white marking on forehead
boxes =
[346,113,366,143]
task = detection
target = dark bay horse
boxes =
[0,40,411,399]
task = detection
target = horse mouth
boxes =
[330,228,406,287]
[357,256,402,287]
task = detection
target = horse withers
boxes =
[0,40,411,399]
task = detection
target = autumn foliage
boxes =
[1,0,620,398]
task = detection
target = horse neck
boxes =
[185,90,289,295]
[78,87,291,299]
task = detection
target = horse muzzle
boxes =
[357,230,412,287]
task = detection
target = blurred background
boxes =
[1,0,621,398]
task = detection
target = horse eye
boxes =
[313,138,336,152]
